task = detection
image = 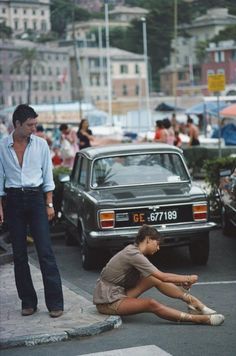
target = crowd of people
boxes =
[35,119,93,169]
[153,113,200,147]
[1,112,201,172]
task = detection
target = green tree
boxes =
[50,0,91,37]
[0,23,12,39]
[13,48,41,103]
[211,24,236,42]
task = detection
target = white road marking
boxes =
[196,281,236,285]
[78,345,172,356]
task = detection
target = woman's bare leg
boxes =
[117,297,210,324]
[127,276,206,310]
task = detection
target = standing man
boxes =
[0,104,63,318]
[186,116,200,146]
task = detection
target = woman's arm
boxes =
[152,269,198,288]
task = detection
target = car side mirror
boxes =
[59,174,70,183]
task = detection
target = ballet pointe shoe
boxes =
[183,293,216,315]
[208,314,225,326]
[188,304,217,315]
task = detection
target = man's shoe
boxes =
[21,307,37,316]
[49,310,63,318]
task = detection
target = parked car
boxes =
[61,143,216,269]
[219,167,236,236]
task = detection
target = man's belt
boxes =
[5,186,42,192]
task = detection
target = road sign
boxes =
[207,73,225,92]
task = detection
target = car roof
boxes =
[77,143,182,160]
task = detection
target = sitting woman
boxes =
[93,225,224,326]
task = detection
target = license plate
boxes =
[132,209,178,224]
[147,210,178,223]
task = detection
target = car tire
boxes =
[81,235,96,270]
[222,206,234,236]
[65,226,77,246]
[189,234,209,265]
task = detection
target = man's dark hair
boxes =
[135,225,162,244]
[12,104,38,128]
[187,116,193,124]
[59,123,68,131]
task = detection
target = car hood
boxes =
[88,183,206,206]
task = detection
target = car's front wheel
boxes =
[189,234,209,265]
[81,234,96,270]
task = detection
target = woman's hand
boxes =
[182,274,198,290]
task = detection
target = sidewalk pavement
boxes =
[0,261,122,350]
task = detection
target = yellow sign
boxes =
[207,73,225,92]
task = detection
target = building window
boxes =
[23,9,27,15]
[24,20,28,31]
[56,82,61,91]
[41,10,45,16]
[214,51,225,63]
[33,82,39,91]
[135,85,139,96]
[232,50,236,61]
[33,21,37,30]
[14,19,18,30]
[178,72,185,80]
[122,84,128,96]
[135,64,139,74]
[41,20,47,32]
[32,10,36,15]
[2,8,6,14]
[48,67,52,75]
[120,64,128,74]
[14,9,17,14]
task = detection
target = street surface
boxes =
[2,228,236,356]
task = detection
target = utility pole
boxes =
[104,0,113,124]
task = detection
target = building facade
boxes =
[0,0,51,36]
[0,40,71,107]
[201,40,236,95]
[160,7,236,96]
[67,45,147,107]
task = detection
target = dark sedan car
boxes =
[61,143,216,269]
[220,167,236,236]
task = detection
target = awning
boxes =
[155,102,183,112]
[220,104,236,117]
[186,101,228,116]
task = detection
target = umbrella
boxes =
[220,104,236,117]
[186,101,228,116]
[155,102,183,112]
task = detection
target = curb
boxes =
[0,315,122,350]
[0,231,13,265]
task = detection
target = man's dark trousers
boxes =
[6,188,64,311]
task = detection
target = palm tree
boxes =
[13,48,40,103]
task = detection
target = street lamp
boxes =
[104,0,112,124]
[173,0,178,113]
[141,17,151,129]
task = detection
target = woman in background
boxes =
[77,119,93,150]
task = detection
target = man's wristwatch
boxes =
[46,203,54,208]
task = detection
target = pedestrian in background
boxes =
[94,225,224,326]
[163,117,175,145]
[0,104,64,318]
[187,116,200,146]
[154,120,168,143]
[59,123,78,168]
[77,118,94,150]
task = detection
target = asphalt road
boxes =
[2,228,236,356]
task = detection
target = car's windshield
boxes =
[91,152,189,188]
